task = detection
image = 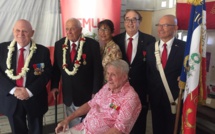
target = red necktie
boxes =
[127,38,133,63]
[70,43,76,62]
[161,43,167,68]
[16,48,25,87]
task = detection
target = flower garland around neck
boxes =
[62,35,85,76]
[5,39,37,80]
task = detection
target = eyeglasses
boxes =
[98,28,110,33]
[155,24,176,28]
[124,18,139,23]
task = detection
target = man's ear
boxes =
[31,30,35,37]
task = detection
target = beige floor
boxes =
[1,111,153,134]
[146,110,153,134]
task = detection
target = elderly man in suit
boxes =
[146,15,185,134]
[113,10,156,134]
[51,18,103,128]
[0,19,52,134]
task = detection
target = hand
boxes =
[14,87,29,100]
[51,88,59,100]
[91,94,95,99]
[103,127,123,134]
[55,119,69,133]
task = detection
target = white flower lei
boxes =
[5,39,37,80]
[62,35,85,75]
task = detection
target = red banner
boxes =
[177,0,215,30]
[60,0,121,38]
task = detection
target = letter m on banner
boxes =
[179,0,207,134]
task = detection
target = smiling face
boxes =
[98,24,112,44]
[65,19,82,42]
[124,10,141,37]
[13,20,34,47]
[106,65,127,92]
[157,15,178,42]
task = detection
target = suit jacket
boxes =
[113,31,156,105]
[0,41,52,117]
[146,38,185,106]
[51,37,103,106]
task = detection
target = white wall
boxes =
[126,0,176,10]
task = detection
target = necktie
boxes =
[70,43,76,62]
[127,38,133,63]
[16,48,25,87]
[161,43,167,68]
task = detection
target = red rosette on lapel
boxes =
[143,51,146,61]
[62,44,68,49]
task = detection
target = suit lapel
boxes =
[165,39,178,69]
[12,43,18,75]
[26,43,34,83]
[132,32,144,65]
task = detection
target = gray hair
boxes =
[66,18,82,28]
[105,59,129,75]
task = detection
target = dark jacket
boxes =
[51,37,103,106]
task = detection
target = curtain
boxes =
[0,0,62,46]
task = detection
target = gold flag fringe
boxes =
[179,80,186,90]
[187,0,202,6]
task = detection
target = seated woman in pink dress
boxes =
[55,59,142,134]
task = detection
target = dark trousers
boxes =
[131,104,149,134]
[7,100,43,134]
[150,100,182,134]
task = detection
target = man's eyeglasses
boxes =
[155,24,176,28]
[124,18,139,23]
[98,28,110,33]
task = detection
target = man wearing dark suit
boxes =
[51,18,103,127]
[146,15,185,134]
[0,19,52,134]
[113,10,156,134]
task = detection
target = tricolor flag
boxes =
[179,0,207,134]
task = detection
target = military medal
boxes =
[33,63,45,75]
[82,54,87,65]
[109,99,120,111]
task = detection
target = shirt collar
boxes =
[108,81,130,96]
[17,42,31,51]
[125,32,139,41]
[69,38,80,46]
[160,37,175,48]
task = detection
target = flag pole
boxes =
[174,81,184,134]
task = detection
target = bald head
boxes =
[66,18,82,28]
[160,15,178,25]
[13,19,34,47]
[14,19,33,30]
[157,15,178,42]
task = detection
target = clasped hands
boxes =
[14,87,29,100]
